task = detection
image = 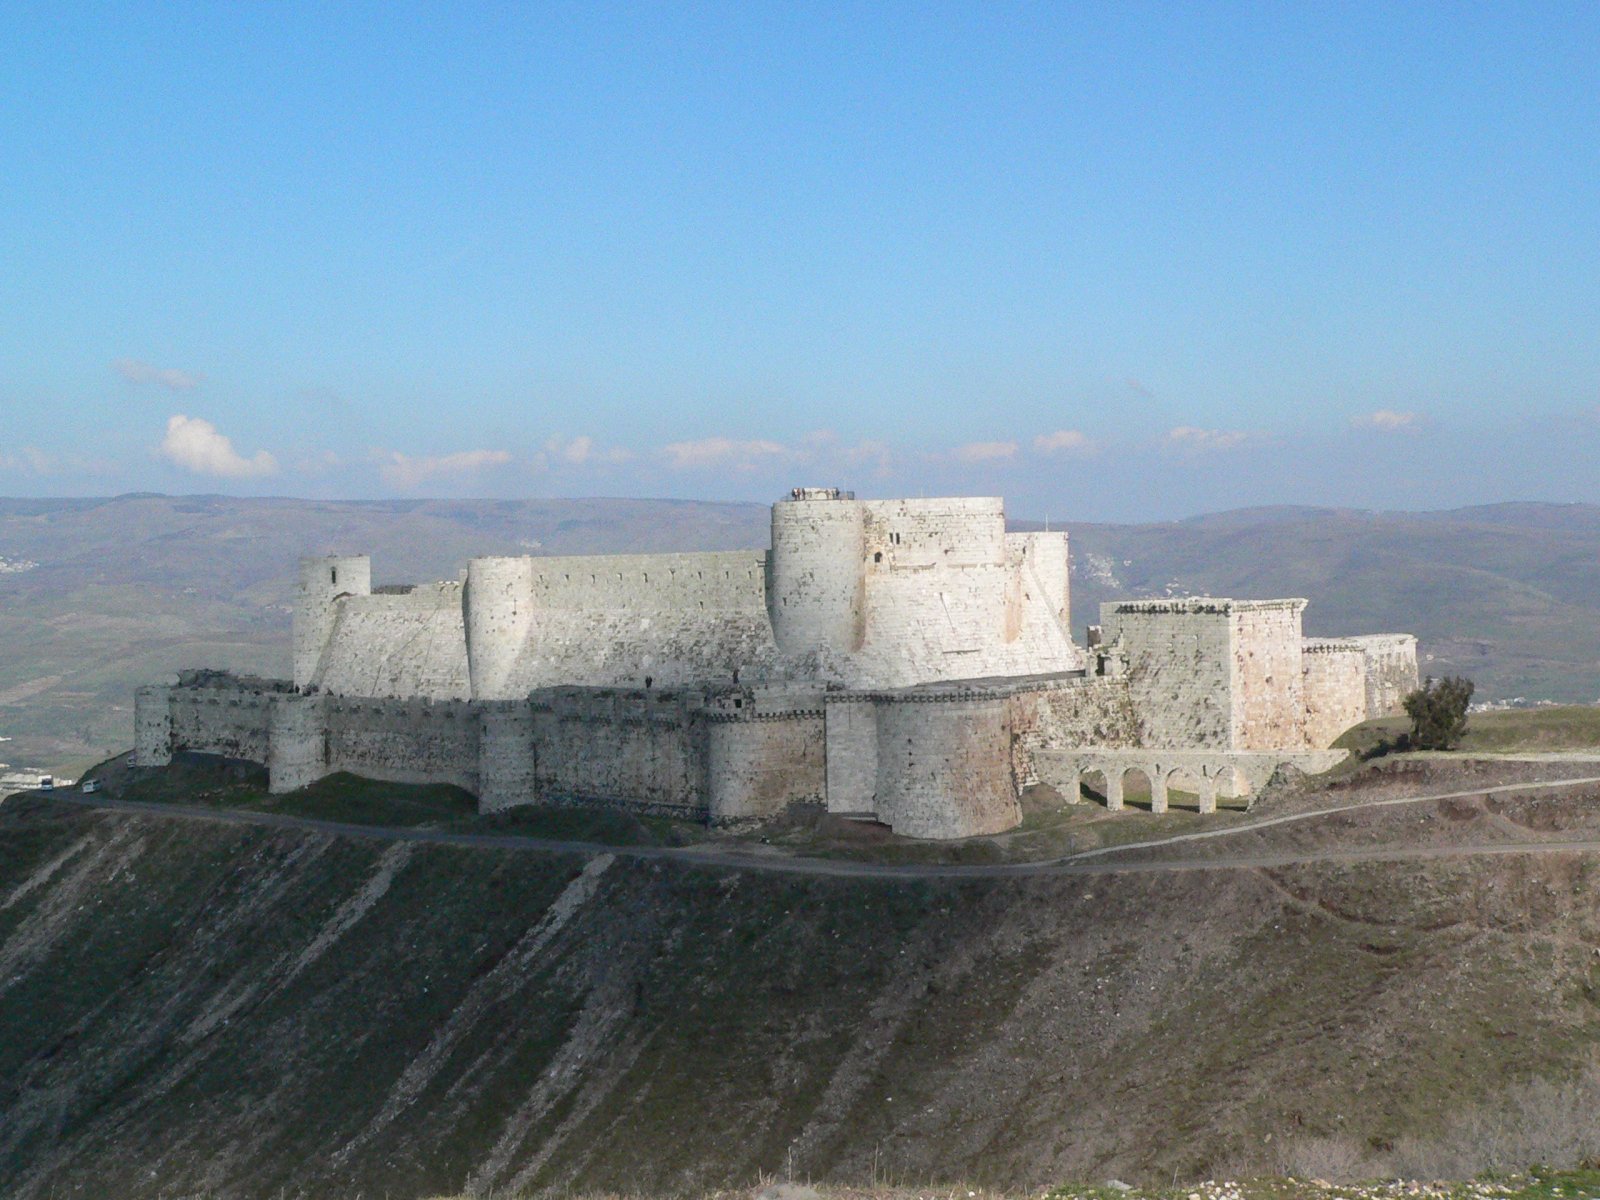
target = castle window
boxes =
[331,568,338,585]
[874,552,882,563]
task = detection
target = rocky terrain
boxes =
[6,753,1600,1199]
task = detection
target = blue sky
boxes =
[2,3,1597,520]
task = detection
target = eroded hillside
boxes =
[4,792,1600,1199]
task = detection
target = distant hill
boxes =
[1047,502,1600,706]
[2,494,1598,773]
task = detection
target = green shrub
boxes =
[1402,675,1475,750]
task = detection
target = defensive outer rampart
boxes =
[134,489,1418,839]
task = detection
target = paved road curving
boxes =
[19,773,1600,880]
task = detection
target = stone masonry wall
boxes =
[530,689,706,816]
[1350,634,1420,717]
[502,610,777,693]
[477,703,538,812]
[314,583,470,701]
[323,697,481,792]
[464,558,536,700]
[1100,601,1236,749]
[133,686,173,767]
[523,550,768,614]
[1301,640,1369,750]
[166,684,275,764]
[268,693,329,793]
[873,695,1020,839]
[849,501,1081,688]
[705,709,826,822]
[1009,676,1143,787]
[823,697,880,815]
[1229,600,1308,750]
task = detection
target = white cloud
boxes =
[0,447,54,475]
[378,449,513,488]
[1354,409,1422,431]
[1033,429,1091,454]
[1164,426,1249,451]
[159,415,278,478]
[662,437,789,471]
[841,439,893,472]
[545,435,633,467]
[951,440,1018,463]
[114,358,203,391]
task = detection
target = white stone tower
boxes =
[767,487,866,655]
[463,556,536,699]
[293,555,371,689]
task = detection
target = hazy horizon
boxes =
[4,487,1598,530]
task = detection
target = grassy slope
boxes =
[5,785,1600,1200]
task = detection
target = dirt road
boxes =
[28,772,1600,878]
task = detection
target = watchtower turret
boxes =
[293,555,370,689]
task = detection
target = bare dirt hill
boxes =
[4,770,1600,1199]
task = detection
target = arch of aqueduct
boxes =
[1035,748,1350,813]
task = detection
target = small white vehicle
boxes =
[80,779,101,794]
[37,775,53,790]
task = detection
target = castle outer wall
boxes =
[133,490,1419,839]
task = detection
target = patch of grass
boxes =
[1332,717,1412,762]
[116,752,270,807]
[1336,706,1600,761]
[1458,706,1600,753]
[460,802,708,847]
[259,772,477,827]
[89,755,711,842]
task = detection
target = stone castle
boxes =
[134,488,1419,839]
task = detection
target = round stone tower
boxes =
[767,487,866,655]
[293,555,371,689]
[464,556,536,699]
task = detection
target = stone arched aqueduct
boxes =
[1035,748,1349,814]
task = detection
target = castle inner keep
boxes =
[134,488,1419,839]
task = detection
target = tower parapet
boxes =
[293,556,371,689]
